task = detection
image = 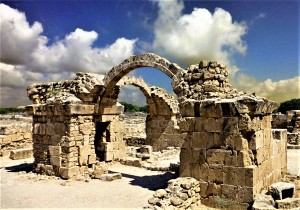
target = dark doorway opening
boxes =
[94,121,110,161]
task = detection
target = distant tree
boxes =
[139,105,149,113]
[277,99,300,114]
[119,102,149,113]
[0,108,24,114]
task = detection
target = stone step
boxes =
[10,148,33,160]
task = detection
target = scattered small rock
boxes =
[100,173,122,181]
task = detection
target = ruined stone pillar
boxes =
[26,104,97,179]
[174,61,284,205]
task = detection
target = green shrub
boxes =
[119,102,149,113]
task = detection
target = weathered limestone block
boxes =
[180,148,192,177]
[88,154,97,164]
[208,164,223,184]
[269,182,295,200]
[225,133,249,151]
[252,194,276,210]
[221,184,238,201]
[249,130,264,150]
[48,146,61,156]
[59,166,80,179]
[79,122,94,135]
[192,132,214,149]
[10,148,33,160]
[207,149,231,165]
[54,123,66,136]
[50,156,61,166]
[237,149,253,167]
[205,118,223,132]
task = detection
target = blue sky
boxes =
[0,0,299,107]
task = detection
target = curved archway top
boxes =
[117,76,152,99]
[103,53,183,91]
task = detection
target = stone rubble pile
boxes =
[147,177,201,210]
[27,72,105,104]
[173,61,243,102]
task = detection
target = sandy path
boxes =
[287,149,300,176]
[0,157,176,209]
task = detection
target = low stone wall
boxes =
[122,112,147,146]
[0,115,32,157]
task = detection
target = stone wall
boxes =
[0,115,32,157]
[146,115,182,151]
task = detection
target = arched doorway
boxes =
[93,53,183,160]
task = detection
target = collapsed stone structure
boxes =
[26,53,286,205]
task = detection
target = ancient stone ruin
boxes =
[25,53,287,205]
[272,110,300,148]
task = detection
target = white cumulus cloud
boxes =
[0,4,43,65]
[0,3,137,107]
[235,74,300,103]
[31,29,137,73]
[119,86,147,106]
[151,0,247,74]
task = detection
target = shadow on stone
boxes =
[109,170,177,191]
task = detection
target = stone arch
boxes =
[117,76,179,117]
[98,53,183,113]
[117,76,157,115]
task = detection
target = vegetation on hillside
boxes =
[119,102,149,113]
[0,108,25,114]
[276,98,300,113]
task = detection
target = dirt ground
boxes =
[1,149,299,209]
[0,157,177,209]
